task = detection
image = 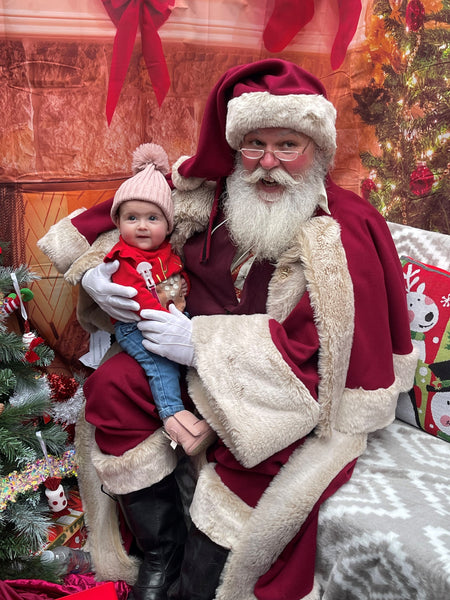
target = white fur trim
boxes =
[317,180,330,214]
[302,579,321,600]
[190,313,321,468]
[295,217,355,436]
[170,181,216,256]
[90,428,178,495]
[37,208,90,274]
[213,430,367,600]
[75,410,140,584]
[189,463,252,549]
[171,155,206,191]
[266,250,307,322]
[76,286,114,334]
[188,217,356,464]
[226,92,337,163]
[335,347,419,433]
[65,229,119,285]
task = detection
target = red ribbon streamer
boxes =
[263,0,362,69]
[102,0,174,124]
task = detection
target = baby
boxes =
[104,143,215,455]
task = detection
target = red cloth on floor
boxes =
[1,575,129,600]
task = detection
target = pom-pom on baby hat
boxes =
[111,143,174,232]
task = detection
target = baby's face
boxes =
[118,200,169,251]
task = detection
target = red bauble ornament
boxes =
[410,162,434,196]
[47,373,79,401]
[361,178,377,201]
[405,0,425,31]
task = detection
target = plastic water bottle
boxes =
[41,546,92,574]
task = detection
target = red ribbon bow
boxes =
[102,0,174,124]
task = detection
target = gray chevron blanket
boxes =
[316,420,450,599]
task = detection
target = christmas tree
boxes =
[354,0,450,233]
[0,243,78,581]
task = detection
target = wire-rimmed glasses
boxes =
[239,139,311,162]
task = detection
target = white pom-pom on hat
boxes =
[111,143,174,232]
[132,143,170,176]
[171,156,206,191]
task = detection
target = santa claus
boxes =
[38,59,416,600]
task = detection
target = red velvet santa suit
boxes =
[65,176,414,599]
[38,60,417,600]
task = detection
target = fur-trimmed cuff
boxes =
[190,313,320,468]
[37,208,90,274]
[65,229,119,285]
[76,286,114,334]
[91,428,178,495]
[334,348,419,434]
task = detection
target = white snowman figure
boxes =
[428,360,450,437]
[430,391,450,436]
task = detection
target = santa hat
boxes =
[173,59,336,190]
[111,143,174,232]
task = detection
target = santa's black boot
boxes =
[117,472,187,600]
[168,524,229,600]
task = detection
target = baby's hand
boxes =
[181,277,189,296]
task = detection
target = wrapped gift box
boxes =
[45,487,88,550]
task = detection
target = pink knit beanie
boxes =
[111,143,174,232]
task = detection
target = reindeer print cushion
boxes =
[396,257,450,442]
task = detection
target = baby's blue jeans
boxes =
[114,321,184,420]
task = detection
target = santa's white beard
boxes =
[224,160,327,262]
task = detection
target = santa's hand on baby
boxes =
[82,260,140,322]
[139,304,195,367]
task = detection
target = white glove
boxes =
[138,303,195,367]
[82,261,140,322]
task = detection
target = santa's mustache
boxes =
[239,165,302,188]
